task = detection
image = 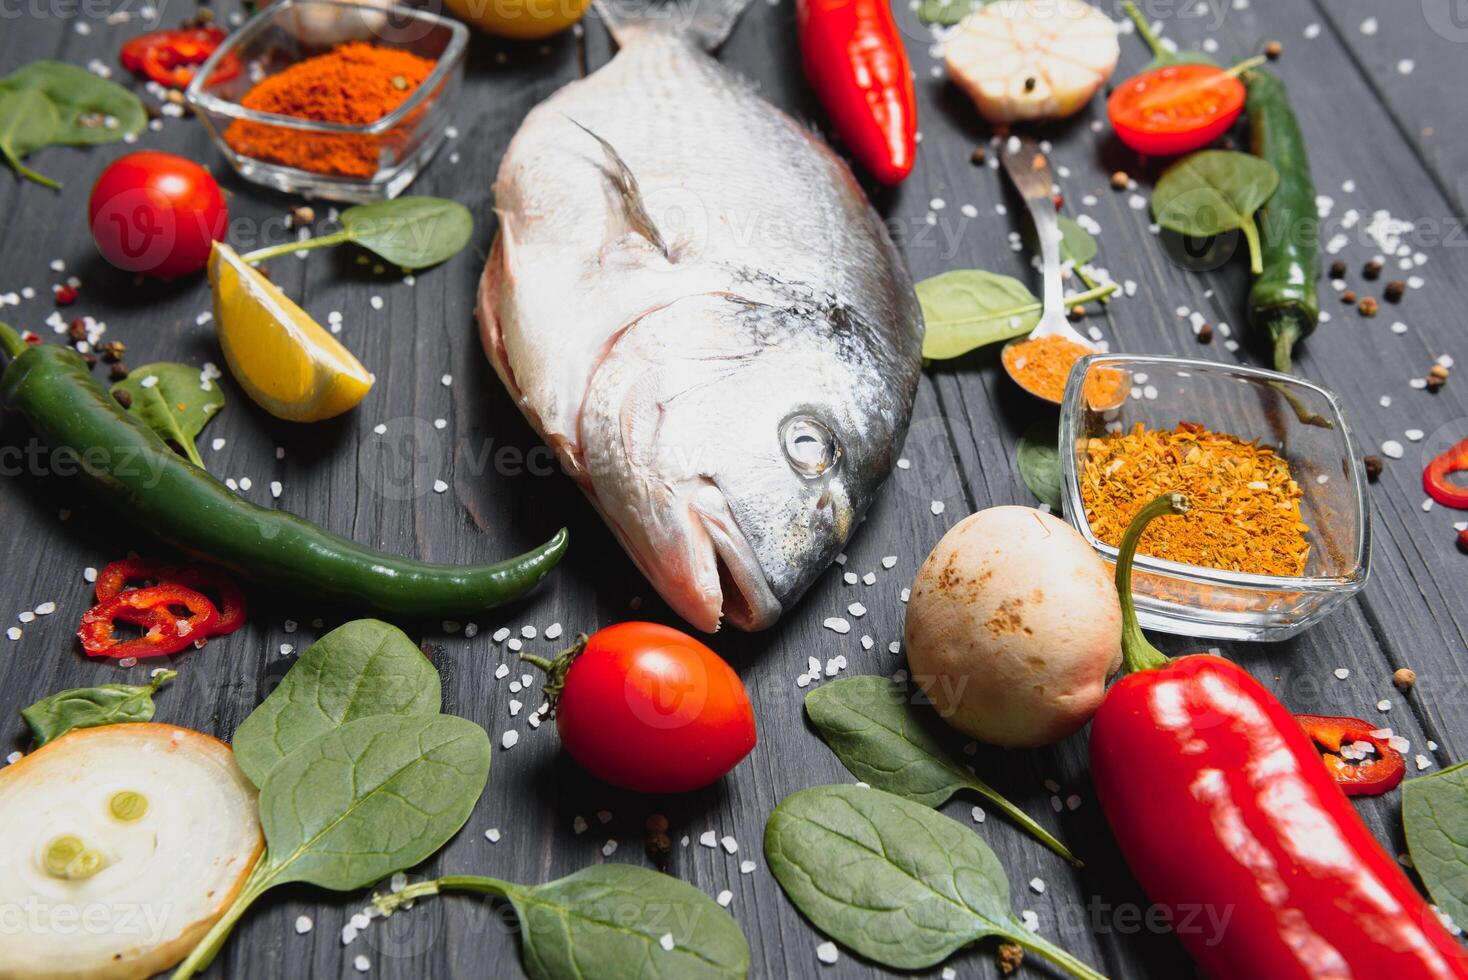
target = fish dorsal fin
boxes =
[592,0,753,51]
[566,117,671,260]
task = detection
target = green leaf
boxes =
[1151,150,1279,274]
[0,88,60,188]
[110,362,226,468]
[805,676,1077,864]
[253,713,489,891]
[1023,215,1097,268]
[0,61,146,144]
[1017,422,1063,510]
[917,0,975,26]
[232,619,442,788]
[506,866,750,980]
[1403,762,1468,927]
[764,786,1104,977]
[21,671,176,746]
[918,270,1041,360]
[341,197,474,268]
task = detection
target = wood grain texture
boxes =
[0,2,1466,978]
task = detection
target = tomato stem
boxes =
[519,634,588,707]
[1224,54,1268,78]
[1116,493,1188,676]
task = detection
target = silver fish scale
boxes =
[480,32,923,631]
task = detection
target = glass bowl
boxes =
[1058,355,1371,642]
[185,0,468,202]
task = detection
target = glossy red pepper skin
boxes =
[78,584,218,659]
[96,557,247,638]
[1296,712,1406,797]
[1424,437,1468,509]
[120,27,238,89]
[1092,653,1468,979]
[796,0,917,185]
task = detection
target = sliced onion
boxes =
[0,723,263,979]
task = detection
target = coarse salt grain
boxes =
[700,830,718,847]
[740,860,756,873]
[485,828,501,842]
[295,915,313,934]
[354,955,370,972]
[816,942,839,965]
[659,933,675,952]
[717,889,733,907]
[501,730,520,749]
[720,835,739,854]
[824,617,850,634]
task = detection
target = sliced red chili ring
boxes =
[78,585,218,659]
[1423,437,1468,510]
[119,27,236,89]
[1295,713,1405,797]
[95,557,246,638]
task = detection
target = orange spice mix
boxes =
[1002,334,1124,405]
[223,43,436,178]
[1081,421,1311,576]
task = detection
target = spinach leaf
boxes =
[1017,422,1063,510]
[173,713,491,979]
[21,670,176,746]
[0,88,60,189]
[805,676,1076,864]
[111,363,226,468]
[239,197,474,269]
[918,270,1043,359]
[918,270,1116,360]
[375,865,749,980]
[0,61,146,145]
[765,786,1103,976]
[1121,0,1218,70]
[1151,150,1279,275]
[232,619,441,787]
[1403,763,1468,926]
[917,0,975,26]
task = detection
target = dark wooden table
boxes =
[3,1,1467,977]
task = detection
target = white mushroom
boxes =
[904,506,1121,747]
[0,724,263,980]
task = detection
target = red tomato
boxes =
[1108,63,1247,157]
[88,151,227,278]
[549,622,756,793]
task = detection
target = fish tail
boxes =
[593,0,753,50]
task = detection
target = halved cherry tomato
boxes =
[1296,713,1406,796]
[120,27,238,89]
[78,585,218,659]
[524,622,757,793]
[95,558,247,638]
[1108,62,1247,156]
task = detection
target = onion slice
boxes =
[0,723,263,979]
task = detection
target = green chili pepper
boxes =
[0,324,567,617]
[1244,68,1319,376]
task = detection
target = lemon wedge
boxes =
[208,242,373,422]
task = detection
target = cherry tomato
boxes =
[88,151,227,278]
[1108,63,1247,157]
[544,622,756,793]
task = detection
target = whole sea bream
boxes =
[479,0,923,632]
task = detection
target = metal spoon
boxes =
[998,136,1123,408]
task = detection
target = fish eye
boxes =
[782,416,840,478]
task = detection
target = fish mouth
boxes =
[688,481,782,632]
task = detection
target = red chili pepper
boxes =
[120,27,237,89]
[95,557,246,638]
[78,584,218,659]
[796,0,917,185]
[1424,437,1468,509]
[1296,713,1406,797]
[1091,494,1468,978]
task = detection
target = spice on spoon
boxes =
[1001,334,1125,405]
[1080,422,1310,576]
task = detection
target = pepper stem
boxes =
[1115,494,1189,676]
[518,633,589,708]
[0,321,26,360]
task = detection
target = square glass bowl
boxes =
[186,0,468,202]
[1058,355,1370,642]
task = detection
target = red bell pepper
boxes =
[120,27,238,89]
[1424,437,1468,509]
[796,0,917,185]
[1296,713,1407,797]
[1091,493,1468,979]
[78,584,218,659]
[95,557,247,638]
